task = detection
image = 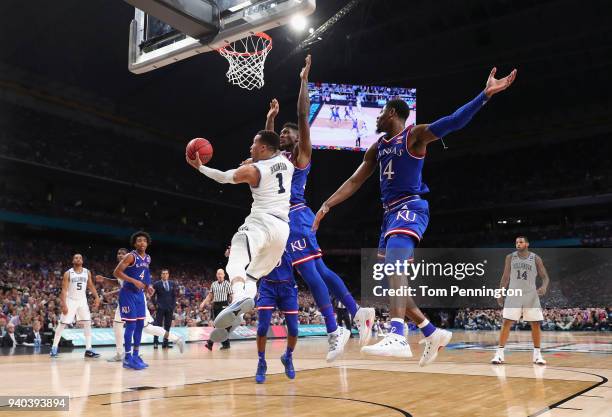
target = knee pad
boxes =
[226,234,249,280]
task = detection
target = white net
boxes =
[218,33,272,90]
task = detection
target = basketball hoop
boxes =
[218,32,272,90]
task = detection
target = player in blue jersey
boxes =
[313,67,517,366]
[254,251,299,383]
[113,231,153,370]
[264,55,375,362]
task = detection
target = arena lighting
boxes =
[290,14,307,31]
[228,1,252,12]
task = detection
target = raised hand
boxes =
[484,67,517,98]
[300,54,312,81]
[267,98,279,120]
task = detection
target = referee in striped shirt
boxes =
[201,268,232,350]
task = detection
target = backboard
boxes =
[128,0,316,74]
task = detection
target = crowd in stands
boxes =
[453,308,611,331]
[0,236,328,346]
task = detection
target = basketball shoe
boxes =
[353,307,376,346]
[491,347,505,365]
[361,332,413,358]
[326,326,351,362]
[418,328,452,367]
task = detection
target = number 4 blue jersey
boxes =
[123,251,151,292]
[377,125,429,205]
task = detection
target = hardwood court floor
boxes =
[0,331,610,417]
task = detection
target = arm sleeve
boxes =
[427,91,488,139]
[198,166,237,184]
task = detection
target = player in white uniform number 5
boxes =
[492,236,551,365]
[50,253,101,358]
[186,130,294,343]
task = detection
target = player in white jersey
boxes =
[186,130,294,343]
[96,248,185,362]
[50,253,101,358]
[492,236,551,365]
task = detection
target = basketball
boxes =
[186,138,213,164]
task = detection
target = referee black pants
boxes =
[212,301,230,347]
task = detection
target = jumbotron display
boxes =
[308,82,417,151]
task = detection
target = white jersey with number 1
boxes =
[249,153,294,222]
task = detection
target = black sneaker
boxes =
[205,341,213,351]
[84,350,101,358]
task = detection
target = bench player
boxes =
[50,253,101,358]
[314,67,517,366]
[186,130,294,344]
[492,236,550,365]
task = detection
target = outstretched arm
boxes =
[186,153,260,187]
[295,55,312,168]
[312,141,378,230]
[410,67,517,155]
[265,99,279,131]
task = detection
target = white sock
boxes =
[83,321,92,350]
[53,323,65,348]
[534,348,541,355]
[417,319,429,328]
[231,279,246,301]
[113,322,124,355]
[167,332,179,342]
[144,324,166,338]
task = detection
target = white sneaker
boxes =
[176,336,185,354]
[107,352,124,362]
[533,351,546,365]
[213,298,254,329]
[418,328,452,367]
[326,326,351,362]
[361,332,413,358]
[353,307,375,346]
[491,347,505,364]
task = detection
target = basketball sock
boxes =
[52,323,65,348]
[296,261,337,333]
[133,319,144,352]
[231,280,247,302]
[321,304,338,334]
[285,346,294,358]
[83,321,93,350]
[417,319,437,338]
[315,258,359,317]
[144,324,166,338]
[258,351,265,361]
[534,347,541,354]
[124,321,136,354]
[389,318,405,336]
[113,321,124,355]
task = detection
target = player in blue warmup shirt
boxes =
[113,231,153,370]
[254,251,298,384]
[314,67,517,366]
[263,55,376,362]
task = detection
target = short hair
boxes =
[386,99,411,120]
[282,122,299,132]
[130,231,151,247]
[117,247,128,253]
[516,236,529,243]
[256,130,281,151]
[161,268,169,273]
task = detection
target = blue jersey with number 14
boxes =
[377,125,429,205]
[123,251,151,292]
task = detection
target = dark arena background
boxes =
[0,1,611,416]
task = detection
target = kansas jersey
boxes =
[377,125,429,205]
[509,251,538,293]
[66,267,89,300]
[281,151,309,205]
[257,251,298,314]
[123,251,151,292]
[250,153,294,221]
